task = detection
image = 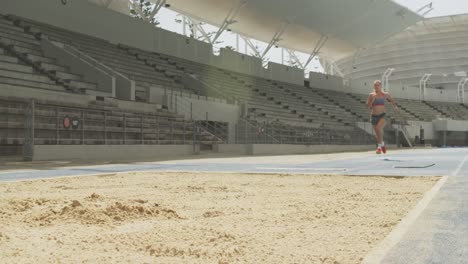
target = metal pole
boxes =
[104,112,107,145]
[463,79,467,104]
[156,116,159,144]
[81,110,85,145]
[23,100,35,161]
[182,16,186,36]
[193,121,196,151]
[170,121,173,144]
[183,121,186,144]
[56,106,59,145]
[235,124,238,144]
[123,114,126,145]
[281,48,284,65]
[141,115,144,145]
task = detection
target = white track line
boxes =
[363,155,468,263]
[255,167,347,171]
[451,155,468,176]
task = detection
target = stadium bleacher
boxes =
[2,13,468,160]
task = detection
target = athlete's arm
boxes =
[366,94,375,109]
[385,93,399,110]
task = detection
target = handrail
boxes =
[171,94,227,143]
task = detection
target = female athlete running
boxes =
[366,80,399,154]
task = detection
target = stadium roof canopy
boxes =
[89,0,422,62]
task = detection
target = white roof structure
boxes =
[335,14,468,89]
[88,0,422,63]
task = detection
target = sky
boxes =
[393,0,468,17]
[149,0,468,75]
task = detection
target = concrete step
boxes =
[0,61,33,74]
[11,45,42,56]
[0,18,23,29]
[0,24,35,39]
[26,54,55,64]
[54,71,82,81]
[0,54,18,64]
[0,35,40,51]
[0,105,25,115]
[67,79,97,90]
[0,77,64,91]
[0,69,53,83]
[0,21,30,34]
[40,62,68,72]
[0,29,38,44]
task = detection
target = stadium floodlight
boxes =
[457,78,468,104]
[419,73,432,101]
[382,68,395,92]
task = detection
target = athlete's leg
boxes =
[373,124,381,145]
[373,121,382,154]
[376,118,386,153]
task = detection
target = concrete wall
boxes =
[250,144,375,156]
[217,144,249,155]
[266,62,304,86]
[0,85,162,114]
[309,72,344,90]
[358,120,436,142]
[433,120,468,132]
[170,94,240,143]
[217,48,265,77]
[33,145,194,161]
[32,144,378,161]
[407,121,435,140]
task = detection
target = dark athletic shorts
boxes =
[371,113,386,126]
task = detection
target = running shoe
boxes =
[381,145,387,154]
[376,147,382,154]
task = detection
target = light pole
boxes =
[419,73,431,101]
[382,68,395,92]
[457,78,468,104]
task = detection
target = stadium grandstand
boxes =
[1,0,468,263]
[2,0,459,162]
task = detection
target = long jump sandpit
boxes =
[0,171,439,264]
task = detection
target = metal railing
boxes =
[10,100,215,147]
[169,94,228,143]
[235,118,374,145]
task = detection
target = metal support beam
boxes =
[330,61,344,77]
[212,0,248,44]
[304,35,328,68]
[241,36,262,58]
[285,49,304,69]
[419,73,431,101]
[150,0,166,19]
[261,21,289,58]
[417,2,434,16]
[186,17,213,43]
[382,68,395,92]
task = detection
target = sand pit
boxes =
[0,172,438,263]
